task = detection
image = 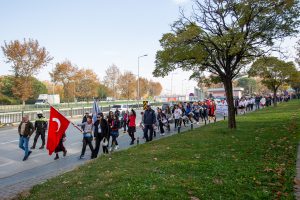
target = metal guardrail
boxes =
[0,100,142,113]
[0,102,162,125]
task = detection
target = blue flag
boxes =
[92,99,101,123]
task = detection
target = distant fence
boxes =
[0,102,162,124]
[0,100,140,113]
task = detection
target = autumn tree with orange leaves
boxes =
[1,39,52,105]
[50,60,78,102]
[117,71,136,100]
[75,69,99,101]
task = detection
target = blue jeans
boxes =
[19,136,29,156]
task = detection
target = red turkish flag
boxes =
[46,106,70,155]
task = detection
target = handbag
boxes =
[101,137,108,147]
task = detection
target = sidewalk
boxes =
[0,118,212,199]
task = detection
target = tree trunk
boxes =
[273,89,277,107]
[223,79,236,129]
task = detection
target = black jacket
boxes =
[34,117,48,131]
[143,109,156,125]
[94,119,109,138]
[18,121,34,137]
[157,112,166,122]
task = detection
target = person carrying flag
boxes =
[54,132,67,160]
[78,116,95,159]
[46,106,83,158]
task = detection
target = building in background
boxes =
[154,95,186,102]
[207,87,244,99]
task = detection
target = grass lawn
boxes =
[21,100,300,200]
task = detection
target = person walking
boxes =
[238,98,246,114]
[260,96,266,108]
[143,104,156,142]
[110,114,120,151]
[255,95,261,110]
[93,112,109,157]
[78,116,94,159]
[127,109,137,145]
[18,115,34,161]
[54,133,67,160]
[157,108,166,136]
[106,111,115,147]
[122,110,129,133]
[31,111,48,150]
[173,105,183,130]
[81,112,89,131]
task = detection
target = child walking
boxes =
[54,133,67,160]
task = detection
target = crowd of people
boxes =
[17,94,293,161]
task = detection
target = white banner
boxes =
[216,101,228,116]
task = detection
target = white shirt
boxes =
[174,108,182,119]
[260,98,266,105]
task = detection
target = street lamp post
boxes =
[171,72,177,96]
[51,63,55,95]
[138,54,147,107]
[182,79,187,95]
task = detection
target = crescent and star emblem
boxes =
[52,118,61,133]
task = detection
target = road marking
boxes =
[70,142,82,146]
[0,159,14,167]
[1,139,19,145]
[30,152,47,158]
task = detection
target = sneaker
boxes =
[130,141,134,145]
[114,145,119,150]
[30,146,35,149]
[39,146,44,149]
[160,133,165,136]
[54,155,59,160]
[23,156,28,161]
[63,150,67,157]
[79,155,84,159]
[109,147,112,152]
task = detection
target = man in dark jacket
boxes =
[93,113,109,157]
[255,95,261,110]
[31,111,48,149]
[143,104,156,142]
[18,115,34,161]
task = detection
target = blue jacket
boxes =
[143,109,156,125]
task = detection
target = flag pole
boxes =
[46,102,83,133]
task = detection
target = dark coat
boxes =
[18,121,34,137]
[143,109,156,125]
[94,118,109,138]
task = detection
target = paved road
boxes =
[0,111,225,199]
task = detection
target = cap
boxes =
[37,111,43,115]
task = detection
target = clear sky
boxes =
[0,0,298,96]
[0,0,197,95]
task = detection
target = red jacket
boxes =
[128,115,136,127]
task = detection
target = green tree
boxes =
[249,57,297,106]
[153,0,300,128]
[290,71,300,95]
[97,83,110,100]
[237,77,257,95]
[0,75,14,97]
[28,77,48,103]
[0,75,47,104]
